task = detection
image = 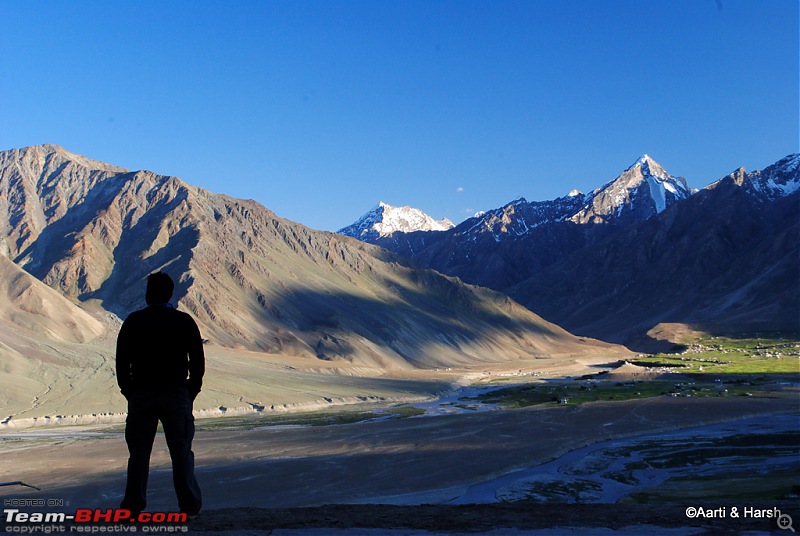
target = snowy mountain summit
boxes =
[713,153,800,202]
[569,154,691,225]
[343,155,693,248]
[338,201,454,240]
[450,154,691,245]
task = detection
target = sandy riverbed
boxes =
[1,351,797,534]
[1,390,797,532]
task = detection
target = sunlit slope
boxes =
[0,145,624,372]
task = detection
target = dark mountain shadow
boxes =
[508,187,800,352]
[359,169,799,354]
[377,219,619,292]
[252,274,584,366]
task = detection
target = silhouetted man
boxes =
[116,271,204,516]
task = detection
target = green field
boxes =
[469,334,799,409]
[633,333,800,375]
[466,379,775,408]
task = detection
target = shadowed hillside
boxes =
[510,168,800,349]
[0,145,623,372]
[351,154,799,350]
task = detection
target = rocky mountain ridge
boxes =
[347,153,799,348]
[362,155,689,293]
[709,153,800,202]
[512,165,799,347]
[0,144,620,372]
[343,154,691,248]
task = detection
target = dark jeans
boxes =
[120,389,202,514]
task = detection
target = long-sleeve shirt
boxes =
[116,304,205,399]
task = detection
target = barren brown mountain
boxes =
[0,145,617,374]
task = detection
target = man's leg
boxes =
[120,396,158,514]
[161,391,202,514]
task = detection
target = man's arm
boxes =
[115,320,132,398]
[186,317,205,400]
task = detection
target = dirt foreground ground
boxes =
[2,385,797,535]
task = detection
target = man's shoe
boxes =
[182,511,201,521]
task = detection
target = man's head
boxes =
[145,271,175,305]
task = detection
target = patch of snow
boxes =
[767,177,800,196]
[645,175,667,213]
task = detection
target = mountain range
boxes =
[1,144,795,375]
[342,154,800,350]
[0,144,618,377]
[1,144,796,424]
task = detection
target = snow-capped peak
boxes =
[630,155,691,212]
[567,189,582,197]
[625,154,656,173]
[733,153,800,200]
[338,201,454,240]
[570,154,692,224]
[783,153,800,172]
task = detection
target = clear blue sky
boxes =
[1,0,797,231]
